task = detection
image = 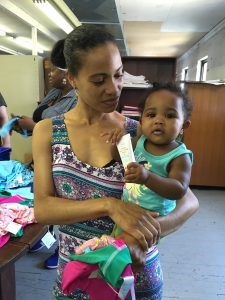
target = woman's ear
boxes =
[183,119,191,130]
[67,72,76,89]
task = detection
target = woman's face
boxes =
[48,66,66,89]
[69,42,123,113]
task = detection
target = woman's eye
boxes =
[92,79,105,85]
[115,73,123,79]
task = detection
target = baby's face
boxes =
[141,90,185,146]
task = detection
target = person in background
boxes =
[13,39,76,134]
[12,39,77,270]
[32,24,198,299]
[0,92,11,147]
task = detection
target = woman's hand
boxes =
[100,128,126,144]
[109,199,161,251]
[116,231,147,272]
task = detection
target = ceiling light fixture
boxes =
[0,45,23,55]
[14,37,44,54]
[1,0,58,41]
[0,30,6,36]
[52,0,81,27]
[34,0,73,34]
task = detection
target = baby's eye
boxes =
[166,113,176,118]
[147,113,156,118]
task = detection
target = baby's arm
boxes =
[125,154,192,200]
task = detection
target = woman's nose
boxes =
[105,79,121,95]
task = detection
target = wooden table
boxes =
[0,223,48,300]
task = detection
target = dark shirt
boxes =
[0,93,7,107]
[33,104,49,123]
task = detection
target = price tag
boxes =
[41,231,56,249]
[6,221,22,235]
[118,276,135,300]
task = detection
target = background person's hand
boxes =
[17,116,35,131]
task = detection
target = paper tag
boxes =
[16,174,23,184]
[6,221,22,235]
[41,231,56,249]
[118,276,135,300]
[116,134,136,168]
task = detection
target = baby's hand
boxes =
[100,128,126,144]
[125,162,150,184]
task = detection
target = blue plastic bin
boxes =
[0,147,11,161]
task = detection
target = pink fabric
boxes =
[62,261,119,299]
[75,234,116,254]
[0,203,36,236]
[0,232,10,248]
[62,238,134,299]
[0,195,25,204]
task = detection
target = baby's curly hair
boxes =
[139,82,193,120]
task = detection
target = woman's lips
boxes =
[104,98,119,105]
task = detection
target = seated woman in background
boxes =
[12,39,77,269]
[0,92,10,147]
[13,39,76,134]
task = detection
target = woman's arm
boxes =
[33,119,160,250]
[157,187,199,237]
[0,106,10,147]
[119,188,199,271]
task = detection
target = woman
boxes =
[13,39,76,134]
[33,25,199,299]
[0,92,10,147]
[13,39,77,269]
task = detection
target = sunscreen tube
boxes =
[116,133,135,168]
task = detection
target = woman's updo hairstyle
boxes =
[50,39,66,69]
[64,24,117,76]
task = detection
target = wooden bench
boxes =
[0,223,48,300]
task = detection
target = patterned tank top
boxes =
[51,115,138,258]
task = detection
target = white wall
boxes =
[176,19,225,81]
[0,55,44,163]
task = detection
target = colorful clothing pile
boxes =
[0,191,35,247]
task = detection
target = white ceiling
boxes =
[116,0,225,56]
[0,0,225,57]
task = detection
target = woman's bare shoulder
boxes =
[33,118,52,135]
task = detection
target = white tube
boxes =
[116,133,135,168]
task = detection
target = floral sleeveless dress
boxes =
[51,115,163,300]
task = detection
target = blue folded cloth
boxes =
[0,117,19,138]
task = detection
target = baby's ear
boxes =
[183,119,191,129]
